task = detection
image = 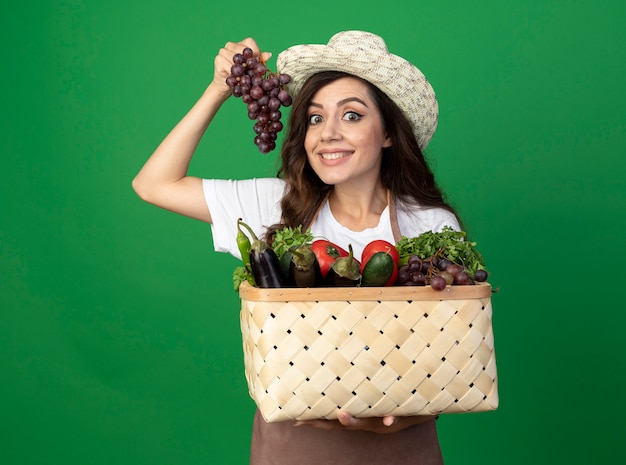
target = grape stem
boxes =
[425,246,470,279]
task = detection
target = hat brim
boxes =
[276,31,438,149]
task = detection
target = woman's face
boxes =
[303,77,392,188]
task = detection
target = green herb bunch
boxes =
[271,225,314,261]
[395,226,487,276]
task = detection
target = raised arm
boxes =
[132,38,270,223]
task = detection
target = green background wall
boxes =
[2,1,624,463]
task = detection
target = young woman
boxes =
[133,30,460,465]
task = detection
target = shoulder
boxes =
[395,200,461,237]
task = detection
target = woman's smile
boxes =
[317,150,354,161]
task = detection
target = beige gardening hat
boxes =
[276,30,438,150]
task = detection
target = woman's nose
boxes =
[319,118,342,142]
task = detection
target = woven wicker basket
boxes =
[239,282,498,422]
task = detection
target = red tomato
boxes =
[311,240,349,279]
[360,240,400,286]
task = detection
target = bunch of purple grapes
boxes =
[396,254,488,291]
[225,47,292,154]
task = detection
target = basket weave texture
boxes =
[239,282,498,422]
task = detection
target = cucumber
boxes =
[361,252,396,287]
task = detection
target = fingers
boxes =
[337,411,396,427]
[337,412,398,431]
[236,37,261,54]
[293,413,435,434]
[221,38,269,63]
[336,410,354,426]
[214,37,271,86]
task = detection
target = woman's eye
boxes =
[308,114,323,125]
[343,111,363,121]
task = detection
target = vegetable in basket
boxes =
[289,245,321,288]
[360,239,400,287]
[270,225,315,284]
[328,244,361,287]
[310,239,349,281]
[236,218,255,287]
[238,220,285,288]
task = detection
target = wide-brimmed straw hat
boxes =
[276,30,438,150]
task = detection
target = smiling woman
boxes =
[133,30,462,465]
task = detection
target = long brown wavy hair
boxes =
[265,71,460,241]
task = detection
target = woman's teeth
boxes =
[320,152,349,160]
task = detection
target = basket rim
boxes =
[239,281,492,302]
